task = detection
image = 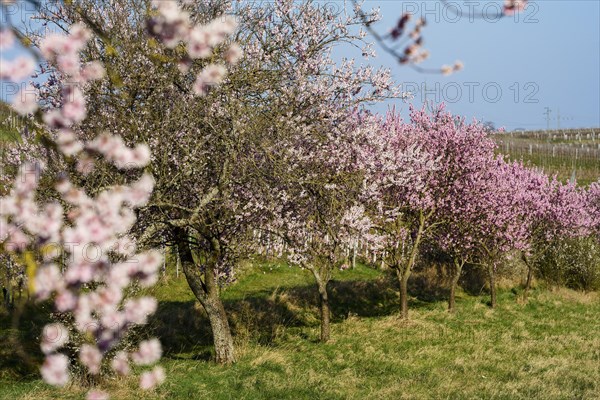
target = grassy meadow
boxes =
[2,261,600,400]
[1,111,599,399]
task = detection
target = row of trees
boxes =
[0,1,598,398]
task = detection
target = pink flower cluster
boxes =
[147,0,240,95]
[11,23,105,120]
[589,181,600,237]
[0,56,36,81]
[0,159,162,390]
[1,2,240,392]
[87,133,151,170]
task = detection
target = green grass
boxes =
[2,262,600,400]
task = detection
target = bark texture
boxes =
[176,228,236,364]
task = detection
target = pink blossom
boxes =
[87,134,152,169]
[139,366,166,390]
[3,226,29,252]
[11,84,38,115]
[124,297,157,325]
[111,351,130,376]
[504,0,528,15]
[224,44,242,64]
[43,109,69,128]
[0,28,14,50]
[56,129,84,156]
[86,390,109,400]
[80,344,102,375]
[187,27,214,59]
[57,53,81,76]
[41,323,69,354]
[55,290,78,312]
[131,250,162,287]
[34,264,63,300]
[40,354,70,387]
[131,339,162,365]
[125,174,155,206]
[61,86,87,124]
[81,61,106,80]
[193,64,227,95]
[100,310,126,331]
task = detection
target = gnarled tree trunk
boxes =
[203,292,235,364]
[175,228,236,364]
[317,280,330,343]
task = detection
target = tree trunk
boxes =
[175,230,236,364]
[448,259,464,313]
[394,212,427,320]
[400,272,409,319]
[394,267,410,319]
[309,265,332,343]
[203,293,235,364]
[522,254,533,298]
[487,263,497,308]
[318,281,330,343]
[524,266,533,294]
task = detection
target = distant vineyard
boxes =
[493,128,600,186]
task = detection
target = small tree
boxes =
[269,111,381,343]
[520,177,590,296]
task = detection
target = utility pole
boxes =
[543,107,551,130]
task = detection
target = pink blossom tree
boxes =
[268,111,383,343]
[463,159,535,308]
[519,175,591,296]
[428,127,501,312]
[365,105,500,319]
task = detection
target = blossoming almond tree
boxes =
[467,159,534,308]
[1,0,236,395]
[268,111,382,343]
[364,106,501,319]
[424,124,501,312]
[8,0,243,365]
[27,0,405,358]
[515,172,591,297]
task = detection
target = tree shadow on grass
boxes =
[152,271,455,359]
[0,303,50,382]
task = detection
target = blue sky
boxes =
[2,1,599,131]
[345,0,600,130]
